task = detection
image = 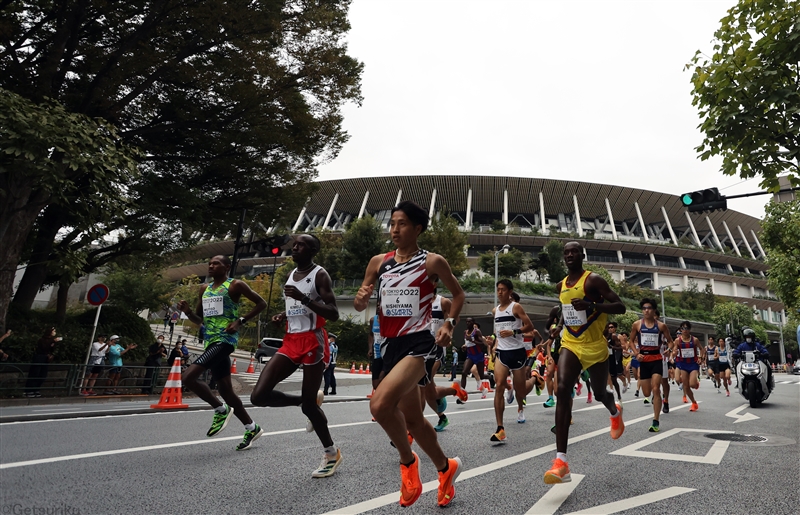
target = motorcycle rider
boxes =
[732,327,773,390]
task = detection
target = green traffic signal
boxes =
[681,193,693,206]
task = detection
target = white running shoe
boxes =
[481,388,487,399]
[622,384,628,394]
[517,410,526,423]
[506,386,515,404]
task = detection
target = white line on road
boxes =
[564,486,695,514]
[610,428,733,464]
[724,403,759,424]
[322,404,693,515]
[525,474,585,515]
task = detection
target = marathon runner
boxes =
[629,298,673,432]
[716,337,732,396]
[671,321,704,412]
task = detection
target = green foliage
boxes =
[448,275,557,296]
[584,264,613,285]
[678,279,716,312]
[101,266,174,315]
[490,220,506,233]
[610,312,642,334]
[419,213,469,277]
[324,316,370,364]
[313,230,345,280]
[712,302,757,339]
[3,305,152,364]
[341,216,388,279]
[477,248,527,278]
[687,0,800,190]
[616,281,646,302]
[541,240,567,283]
[761,199,800,310]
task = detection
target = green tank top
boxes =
[201,279,239,348]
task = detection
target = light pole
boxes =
[657,284,680,320]
[494,244,510,333]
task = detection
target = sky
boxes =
[317,0,771,219]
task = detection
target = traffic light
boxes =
[269,245,281,255]
[680,188,727,213]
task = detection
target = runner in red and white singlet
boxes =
[354,201,465,508]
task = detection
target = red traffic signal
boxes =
[270,246,281,255]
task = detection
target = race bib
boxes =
[719,355,728,363]
[381,287,420,317]
[286,299,308,318]
[495,321,515,333]
[562,304,587,326]
[680,347,695,358]
[641,333,659,347]
[202,296,223,317]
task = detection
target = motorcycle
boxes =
[734,350,772,408]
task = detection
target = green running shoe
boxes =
[236,424,264,451]
[543,397,555,408]
[434,416,449,432]
[648,421,660,433]
[207,405,233,437]
[436,397,448,414]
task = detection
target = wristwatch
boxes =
[444,318,456,327]
[238,317,246,325]
[300,295,312,306]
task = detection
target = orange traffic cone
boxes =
[231,358,238,374]
[246,357,255,374]
[151,358,189,409]
[350,363,356,374]
[366,364,371,375]
[482,378,493,392]
[358,364,364,374]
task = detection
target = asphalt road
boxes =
[1,375,799,515]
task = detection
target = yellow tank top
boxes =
[559,270,607,346]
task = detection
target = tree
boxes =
[101,265,174,315]
[340,216,387,279]
[541,240,567,283]
[761,199,800,311]
[609,312,642,334]
[1,0,363,331]
[712,302,767,342]
[687,0,800,190]
[478,248,527,278]
[584,264,613,285]
[418,213,469,277]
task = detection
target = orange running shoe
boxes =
[407,431,414,445]
[452,382,468,403]
[610,403,624,439]
[689,402,699,412]
[399,451,422,507]
[437,457,462,507]
[683,395,688,403]
[543,458,571,484]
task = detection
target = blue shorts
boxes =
[465,348,485,364]
[631,359,640,368]
[676,361,700,373]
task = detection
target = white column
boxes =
[539,191,546,233]
[684,211,701,247]
[768,306,773,324]
[682,275,689,289]
[750,285,755,297]
[394,189,403,207]
[617,250,624,264]
[732,282,738,297]
[503,190,509,232]
[706,217,724,251]
[653,271,660,289]
[604,198,618,240]
[737,225,757,259]
[722,221,742,256]
[466,188,473,228]
[357,190,370,219]
[322,192,339,229]
[573,195,584,236]
[709,277,716,294]
[618,269,626,281]
[750,229,766,259]
[428,188,437,220]
[705,260,713,273]
[292,200,310,231]
[634,202,648,241]
[678,256,687,269]
[661,206,679,244]
[650,253,657,266]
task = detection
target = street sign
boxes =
[170,312,180,323]
[86,284,110,306]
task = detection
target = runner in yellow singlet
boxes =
[543,242,627,484]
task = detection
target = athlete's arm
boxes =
[441,297,452,319]
[367,316,374,358]
[354,254,384,312]
[512,303,534,335]
[178,285,207,326]
[574,274,626,315]
[289,268,339,322]
[228,279,268,334]
[427,253,465,346]
[630,320,642,360]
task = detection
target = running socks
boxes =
[556,452,567,463]
[324,445,337,457]
[215,404,227,414]
[611,407,621,418]
[402,456,416,467]
[244,422,256,431]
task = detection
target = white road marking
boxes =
[724,403,760,424]
[525,474,585,515]
[564,487,695,514]
[322,404,692,515]
[610,428,734,464]
[32,408,82,413]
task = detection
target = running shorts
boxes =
[465,346,485,365]
[560,340,608,371]
[676,361,700,373]
[718,362,730,372]
[639,360,664,380]
[371,357,384,380]
[707,360,720,373]
[278,328,329,366]
[497,348,527,371]
[383,331,437,386]
[193,342,234,379]
[608,355,624,377]
[622,356,632,368]
[524,355,536,369]
[631,358,640,369]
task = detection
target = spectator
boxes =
[142,335,167,394]
[81,334,110,396]
[163,311,170,328]
[107,336,137,395]
[168,341,183,367]
[181,339,190,362]
[25,327,62,397]
[323,334,338,395]
[450,349,458,381]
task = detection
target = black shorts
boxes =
[424,346,445,382]
[193,342,234,380]
[497,348,527,371]
[524,356,536,369]
[707,360,719,373]
[90,364,104,375]
[639,360,664,380]
[609,356,623,377]
[382,331,437,386]
[371,357,384,381]
[718,362,730,372]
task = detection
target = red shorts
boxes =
[278,328,329,366]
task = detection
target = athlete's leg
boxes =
[249,354,301,407]
[493,361,510,427]
[681,369,697,404]
[723,369,730,392]
[554,349,582,453]
[650,374,663,421]
[460,357,474,389]
[512,367,527,411]
[423,361,442,412]
[398,384,448,470]
[475,361,486,381]
[183,363,223,407]
[302,360,333,447]
[587,358,618,415]
[216,375,253,425]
